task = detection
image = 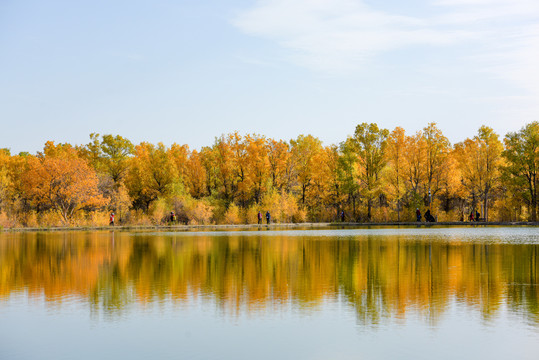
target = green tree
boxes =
[351,123,389,221]
[339,138,360,219]
[80,133,134,184]
[503,122,539,221]
[100,134,134,184]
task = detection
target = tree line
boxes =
[0,121,537,226]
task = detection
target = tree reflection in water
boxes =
[1,230,538,325]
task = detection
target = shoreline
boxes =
[2,221,539,232]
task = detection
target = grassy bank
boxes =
[2,221,539,232]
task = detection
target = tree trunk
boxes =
[532,193,537,222]
[353,196,356,221]
[483,196,489,222]
[482,181,492,222]
[367,198,372,222]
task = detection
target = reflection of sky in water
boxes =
[2,291,539,359]
[1,228,539,359]
[137,226,539,243]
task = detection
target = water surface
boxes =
[1,227,538,359]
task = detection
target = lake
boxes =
[1,227,538,359]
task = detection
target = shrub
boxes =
[37,210,64,227]
[0,211,15,228]
[188,199,213,225]
[223,203,242,224]
[172,195,214,225]
[149,198,169,224]
[259,190,303,223]
[246,205,261,224]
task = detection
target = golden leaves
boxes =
[23,152,105,223]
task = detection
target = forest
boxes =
[0,121,537,227]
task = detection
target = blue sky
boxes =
[1,0,538,154]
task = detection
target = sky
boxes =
[1,0,538,154]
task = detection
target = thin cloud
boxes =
[436,0,539,112]
[232,0,539,117]
[233,0,472,73]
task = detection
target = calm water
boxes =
[1,227,539,359]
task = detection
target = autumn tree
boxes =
[267,139,292,192]
[184,150,207,198]
[403,131,425,207]
[0,149,20,218]
[503,121,539,221]
[97,135,135,218]
[476,126,503,221]
[339,138,360,219]
[42,140,79,159]
[0,150,33,222]
[79,133,102,169]
[4,121,539,226]
[169,143,190,189]
[386,127,407,221]
[423,123,451,208]
[100,134,134,184]
[0,149,12,211]
[455,137,486,215]
[350,123,389,221]
[290,135,323,207]
[244,134,269,204]
[211,135,237,203]
[79,134,134,184]
[23,147,105,223]
[455,126,503,221]
[310,145,342,220]
[78,134,135,216]
[229,132,249,205]
[199,146,218,197]
[126,142,176,211]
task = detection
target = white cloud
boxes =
[435,0,539,118]
[233,0,472,73]
[233,0,539,120]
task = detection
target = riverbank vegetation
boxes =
[0,122,537,227]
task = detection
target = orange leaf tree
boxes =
[23,152,105,223]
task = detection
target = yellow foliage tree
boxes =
[126,142,177,211]
[386,127,407,221]
[244,134,270,204]
[185,149,207,198]
[423,123,451,207]
[290,134,323,207]
[267,139,291,192]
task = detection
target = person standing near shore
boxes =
[258,211,262,224]
[266,211,271,225]
[416,208,421,222]
[109,212,115,226]
[341,210,345,222]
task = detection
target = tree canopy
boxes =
[0,122,538,226]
